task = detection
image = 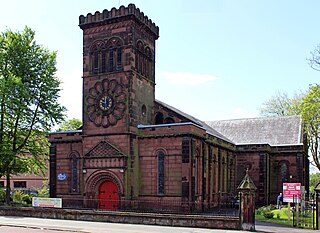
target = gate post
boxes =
[314,183,320,230]
[237,169,257,231]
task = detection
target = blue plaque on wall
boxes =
[57,173,67,181]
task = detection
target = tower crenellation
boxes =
[79,4,159,39]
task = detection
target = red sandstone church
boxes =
[49,4,309,210]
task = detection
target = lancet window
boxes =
[135,40,153,80]
[157,150,165,195]
[70,152,80,193]
[90,37,123,75]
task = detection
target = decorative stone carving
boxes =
[86,79,126,128]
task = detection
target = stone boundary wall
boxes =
[0,206,240,230]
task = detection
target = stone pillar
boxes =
[237,169,257,231]
[314,182,320,230]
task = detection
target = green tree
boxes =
[309,173,320,192]
[0,27,65,204]
[259,91,303,117]
[58,118,82,131]
[260,85,320,172]
[300,84,320,171]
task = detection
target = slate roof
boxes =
[205,115,303,146]
[155,100,232,143]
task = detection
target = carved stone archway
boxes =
[84,170,124,209]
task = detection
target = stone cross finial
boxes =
[237,169,257,191]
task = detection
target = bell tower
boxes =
[79,4,159,135]
[78,5,159,199]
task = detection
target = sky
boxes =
[0,0,320,122]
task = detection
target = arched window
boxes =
[182,137,190,163]
[90,38,123,75]
[155,112,164,124]
[280,162,288,183]
[145,47,152,79]
[136,41,154,78]
[93,48,99,75]
[90,41,105,75]
[70,152,80,193]
[136,41,144,75]
[157,150,165,195]
[107,38,123,72]
[141,104,147,117]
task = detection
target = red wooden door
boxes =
[98,180,119,210]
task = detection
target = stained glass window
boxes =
[182,137,190,163]
[158,151,165,195]
[281,162,288,183]
[71,153,79,193]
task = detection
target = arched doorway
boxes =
[98,180,119,210]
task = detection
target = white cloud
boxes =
[162,71,219,85]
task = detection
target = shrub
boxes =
[36,181,49,198]
[256,205,275,216]
[12,190,32,205]
[264,212,274,219]
[21,193,32,204]
[0,189,5,203]
[256,209,262,215]
[12,190,24,203]
[36,185,49,197]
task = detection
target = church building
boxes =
[49,4,309,210]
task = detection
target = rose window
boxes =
[86,79,126,128]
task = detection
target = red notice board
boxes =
[283,183,301,203]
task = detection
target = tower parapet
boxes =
[79,4,159,39]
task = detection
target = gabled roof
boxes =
[205,115,303,146]
[155,99,233,143]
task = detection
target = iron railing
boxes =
[61,193,240,217]
[292,193,316,229]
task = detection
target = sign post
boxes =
[283,183,301,223]
[283,183,301,203]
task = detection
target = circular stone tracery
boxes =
[86,79,126,128]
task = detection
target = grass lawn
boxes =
[256,205,315,229]
[255,206,294,227]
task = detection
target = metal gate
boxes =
[293,193,316,229]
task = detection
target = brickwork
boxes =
[236,144,307,206]
[48,4,307,214]
[0,174,47,189]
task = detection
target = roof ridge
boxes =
[155,99,233,143]
[206,115,301,123]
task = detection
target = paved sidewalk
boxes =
[0,216,318,233]
[256,220,319,233]
[0,216,249,233]
[0,225,67,233]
